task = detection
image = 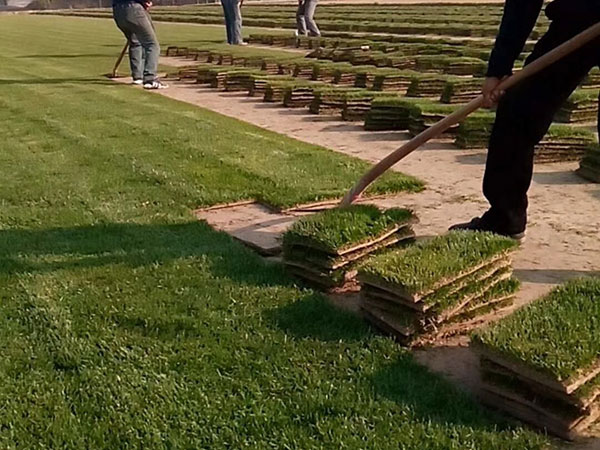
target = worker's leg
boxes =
[113,4,142,80]
[221,0,233,44]
[231,0,243,45]
[127,33,143,81]
[303,0,320,37]
[296,1,307,36]
[481,21,600,234]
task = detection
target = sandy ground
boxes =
[124,56,600,446]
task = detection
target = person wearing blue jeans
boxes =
[296,0,320,37]
[112,0,167,89]
[221,0,245,45]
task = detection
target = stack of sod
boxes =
[196,67,248,90]
[577,145,600,183]
[385,54,417,70]
[555,89,599,124]
[408,103,460,137]
[364,97,431,132]
[177,65,203,80]
[333,65,371,86]
[313,63,355,83]
[441,77,484,103]
[249,75,294,97]
[581,68,600,89]
[406,74,450,98]
[282,205,417,291]
[193,50,213,64]
[371,70,416,92]
[218,53,234,65]
[414,55,486,76]
[283,83,321,108]
[176,47,190,57]
[359,231,520,345]
[454,112,496,149]
[472,278,600,440]
[342,91,388,121]
[278,60,299,76]
[293,61,316,80]
[310,87,364,115]
[264,80,290,102]
[225,69,263,92]
[165,45,178,57]
[534,125,596,163]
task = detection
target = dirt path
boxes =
[134,59,600,447]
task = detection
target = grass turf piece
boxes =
[473,278,600,385]
[359,231,518,302]
[282,205,415,255]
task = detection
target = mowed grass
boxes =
[0,15,550,449]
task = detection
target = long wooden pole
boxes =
[111,41,130,78]
[340,21,600,207]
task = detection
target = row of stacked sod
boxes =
[359,231,520,345]
[165,46,596,164]
[472,278,600,440]
[456,113,597,163]
[282,205,417,290]
[166,45,597,120]
[577,145,600,183]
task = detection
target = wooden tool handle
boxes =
[112,41,130,77]
[340,21,600,207]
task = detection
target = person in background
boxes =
[112,0,168,89]
[296,0,320,37]
[221,0,246,45]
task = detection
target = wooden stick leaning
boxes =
[111,41,130,78]
[340,21,600,207]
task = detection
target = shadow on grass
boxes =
[266,294,372,342]
[371,354,521,432]
[0,77,117,85]
[0,221,293,288]
[268,295,525,431]
[16,53,116,58]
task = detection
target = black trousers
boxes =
[482,20,600,233]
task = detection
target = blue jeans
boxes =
[297,0,320,36]
[113,2,160,83]
[221,0,243,45]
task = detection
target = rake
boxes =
[340,21,600,207]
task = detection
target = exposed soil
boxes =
[120,58,600,447]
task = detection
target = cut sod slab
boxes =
[555,89,599,124]
[282,205,417,290]
[310,87,364,115]
[577,145,600,183]
[359,231,519,344]
[472,278,600,440]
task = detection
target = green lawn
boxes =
[0,15,551,449]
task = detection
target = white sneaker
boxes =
[143,80,169,90]
[132,79,143,85]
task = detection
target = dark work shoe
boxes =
[449,217,526,242]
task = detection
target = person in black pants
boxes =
[451,0,600,240]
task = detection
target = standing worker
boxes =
[221,0,246,45]
[451,0,600,240]
[296,0,320,37]
[112,0,167,89]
